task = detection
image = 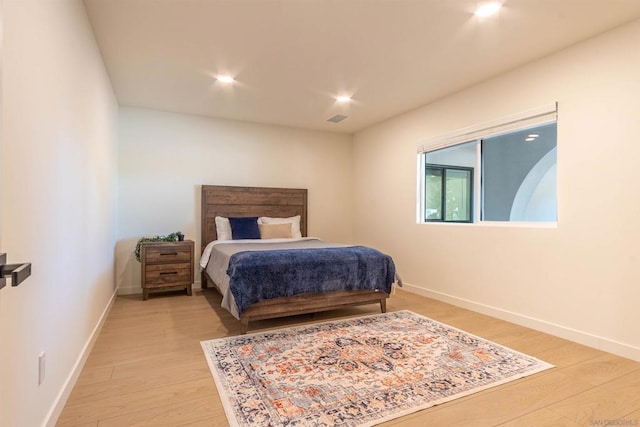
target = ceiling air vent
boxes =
[327,114,348,123]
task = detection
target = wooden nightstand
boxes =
[141,240,194,300]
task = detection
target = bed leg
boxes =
[240,319,249,335]
[200,272,208,289]
[380,298,387,313]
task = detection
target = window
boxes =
[418,105,557,224]
[425,165,473,222]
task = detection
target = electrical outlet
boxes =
[38,352,46,385]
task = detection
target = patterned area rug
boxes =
[201,310,553,426]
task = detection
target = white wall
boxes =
[117,108,353,293]
[353,19,640,361]
[0,1,118,426]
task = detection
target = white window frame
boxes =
[417,103,558,227]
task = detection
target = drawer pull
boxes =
[160,252,178,256]
[160,271,178,275]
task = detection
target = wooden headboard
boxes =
[201,185,308,250]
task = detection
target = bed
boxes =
[200,185,399,333]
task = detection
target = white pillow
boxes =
[215,216,232,240]
[258,215,302,238]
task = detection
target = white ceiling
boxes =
[84,0,640,134]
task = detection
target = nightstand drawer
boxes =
[144,246,191,263]
[144,263,192,287]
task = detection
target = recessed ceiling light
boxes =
[216,75,235,83]
[336,96,351,103]
[475,2,501,17]
[528,134,539,138]
[525,137,536,142]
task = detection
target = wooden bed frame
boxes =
[200,185,389,333]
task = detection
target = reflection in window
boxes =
[482,123,557,222]
[425,165,473,223]
[425,167,443,220]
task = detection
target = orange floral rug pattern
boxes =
[201,310,552,426]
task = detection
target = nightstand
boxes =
[141,240,194,300]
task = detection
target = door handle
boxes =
[0,253,32,289]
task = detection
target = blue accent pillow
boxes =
[229,217,260,240]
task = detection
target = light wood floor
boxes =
[57,288,640,426]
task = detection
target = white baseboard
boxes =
[401,282,640,362]
[44,288,118,427]
[117,281,203,295]
[116,285,140,295]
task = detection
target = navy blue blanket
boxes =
[227,246,395,315]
